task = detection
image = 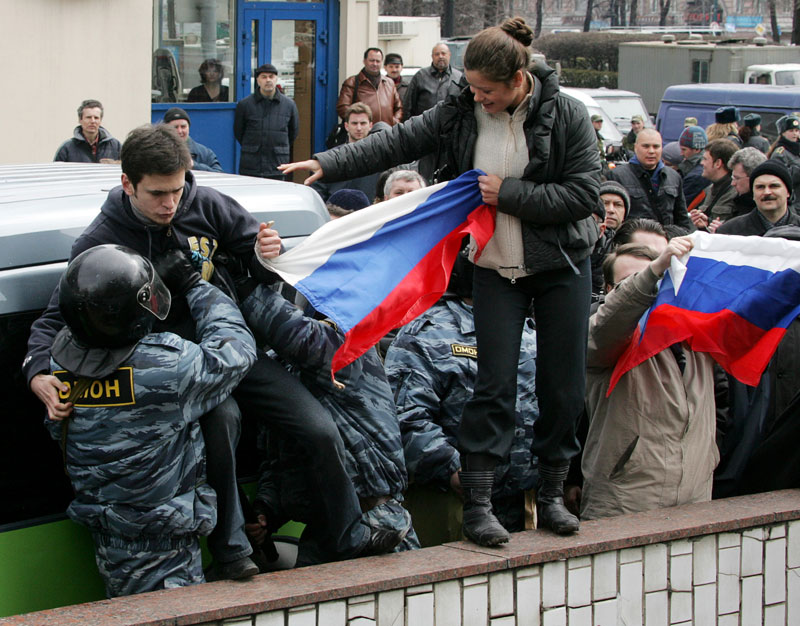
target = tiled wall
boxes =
[215,520,800,626]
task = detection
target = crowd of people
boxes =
[38,17,800,602]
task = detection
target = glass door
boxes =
[240,6,328,181]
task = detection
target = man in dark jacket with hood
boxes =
[26,125,402,579]
[54,99,121,163]
[610,129,692,231]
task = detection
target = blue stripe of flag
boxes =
[652,256,800,331]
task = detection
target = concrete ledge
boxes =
[3,489,799,625]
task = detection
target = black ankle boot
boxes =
[536,463,579,535]
[460,455,510,547]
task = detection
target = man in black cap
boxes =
[384,53,409,108]
[714,164,800,499]
[739,113,770,153]
[717,160,800,236]
[233,63,299,179]
[163,108,223,172]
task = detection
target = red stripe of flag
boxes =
[608,304,789,395]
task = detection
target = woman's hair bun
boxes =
[500,17,534,47]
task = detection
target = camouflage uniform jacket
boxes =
[47,282,257,540]
[384,297,539,498]
[241,285,407,500]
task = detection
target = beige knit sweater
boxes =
[469,76,534,281]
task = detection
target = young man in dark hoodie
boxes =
[24,125,403,579]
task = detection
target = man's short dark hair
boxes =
[77,99,104,119]
[121,124,192,188]
[704,139,739,173]
[602,244,658,290]
[612,218,667,247]
[363,47,383,59]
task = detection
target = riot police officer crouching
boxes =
[45,245,256,598]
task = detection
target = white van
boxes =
[575,88,653,134]
[560,87,624,152]
[745,64,800,86]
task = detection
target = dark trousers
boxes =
[458,261,591,467]
[199,396,250,563]
[233,354,368,557]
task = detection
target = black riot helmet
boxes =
[59,245,171,349]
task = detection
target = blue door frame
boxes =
[152,0,339,175]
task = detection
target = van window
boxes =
[0,310,74,528]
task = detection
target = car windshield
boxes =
[593,96,649,124]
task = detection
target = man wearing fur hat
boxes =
[739,114,770,153]
[769,116,800,207]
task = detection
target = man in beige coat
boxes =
[581,237,720,520]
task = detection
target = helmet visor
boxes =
[136,269,171,321]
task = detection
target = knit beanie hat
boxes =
[679,125,707,150]
[327,189,371,212]
[163,107,190,125]
[599,180,630,217]
[749,160,793,195]
[662,141,684,166]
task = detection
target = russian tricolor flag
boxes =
[608,231,800,394]
[258,169,496,378]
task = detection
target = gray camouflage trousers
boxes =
[93,533,204,598]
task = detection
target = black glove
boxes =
[152,249,202,297]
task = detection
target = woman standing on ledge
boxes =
[279,17,601,545]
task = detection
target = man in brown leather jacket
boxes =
[336,48,402,126]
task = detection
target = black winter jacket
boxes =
[53,126,121,163]
[315,64,602,274]
[610,161,692,230]
[23,172,270,384]
[715,207,800,236]
[234,91,299,177]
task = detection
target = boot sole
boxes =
[464,530,510,547]
[543,523,580,535]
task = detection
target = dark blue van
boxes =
[656,84,800,144]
